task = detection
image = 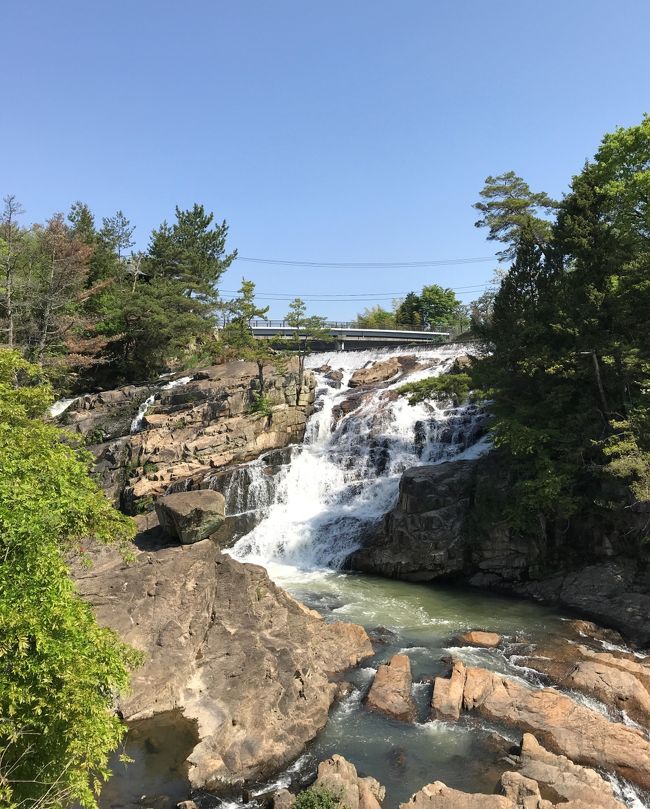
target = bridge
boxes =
[249,320,459,350]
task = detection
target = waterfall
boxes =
[229,345,489,572]
[130,375,193,434]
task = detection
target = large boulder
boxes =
[456,630,502,648]
[155,490,225,544]
[313,755,385,809]
[349,358,402,388]
[366,654,417,722]
[73,535,373,789]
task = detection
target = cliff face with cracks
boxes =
[348,453,650,645]
[56,358,316,513]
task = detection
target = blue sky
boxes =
[3,1,649,319]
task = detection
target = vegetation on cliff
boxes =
[472,115,650,536]
[0,351,139,808]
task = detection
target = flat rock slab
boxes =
[366,654,417,722]
[155,489,225,544]
[74,539,373,789]
[457,630,502,648]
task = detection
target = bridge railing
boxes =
[249,319,465,335]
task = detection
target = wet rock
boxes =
[177,802,199,809]
[349,358,402,388]
[508,626,650,725]
[335,681,354,700]
[366,654,417,722]
[517,733,625,809]
[74,539,373,790]
[155,490,225,544]
[368,626,400,645]
[457,663,650,790]
[313,755,385,809]
[272,789,296,809]
[457,630,502,648]
[431,659,466,720]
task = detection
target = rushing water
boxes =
[101,347,648,809]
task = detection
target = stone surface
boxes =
[400,781,513,809]
[456,663,650,790]
[57,359,316,513]
[73,534,373,789]
[457,630,502,648]
[517,734,625,809]
[431,659,466,720]
[349,358,402,388]
[366,654,417,722]
[313,755,385,809]
[155,490,225,544]
[272,789,296,809]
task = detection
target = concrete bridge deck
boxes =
[250,321,454,349]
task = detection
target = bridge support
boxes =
[336,339,345,351]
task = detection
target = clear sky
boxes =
[3,0,649,319]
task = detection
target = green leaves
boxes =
[0,350,138,808]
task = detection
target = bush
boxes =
[0,350,140,809]
[294,786,343,809]
[397,372,472,406]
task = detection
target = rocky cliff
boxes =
[348,454,650,645]
[56,358,316,513]
[72,519,372,790]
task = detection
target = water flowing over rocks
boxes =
[431,661,650,791]
[55,359,316,513]
[73,523,373,790]
[365,654,417,722]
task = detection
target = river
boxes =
[100,346,648,809]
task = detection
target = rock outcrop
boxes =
[314,755,385,809]
[73,524,372,789]
[155,490,225,544]
[431,661,650,790]
[365,654,417,722]
[348,357,414,388]
[347,454,650,645]
[57,359,316,513]
[457,630,502,648]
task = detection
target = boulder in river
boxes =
[366,654,417,722]
[313,755,385,809]
[155,490,225,544]
[456,630,502,648]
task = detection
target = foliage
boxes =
[355,305,396,328]
[294,786,344,809]
[249,390,273,417]
[473,171,558,260]
[473,115,650,534]
[285,298,330,393]
[394,284,464,329]
[0,350,139,808]
[398,373,472,406]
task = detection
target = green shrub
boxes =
[249,391,273,417]
[397,372,472,406]
[294,786,344,809]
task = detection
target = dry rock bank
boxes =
[57,358,315,514]
[73,517,372,790]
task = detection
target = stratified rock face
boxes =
[400,781,513,809]
[155,490,225,544]
[348,461,476,580]
[314,755,385,809]
[73,536,373,789]
[58,359,316,512]
[453,663,650,790]
[366,654,417,722]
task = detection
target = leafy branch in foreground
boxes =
[0,350,140,809]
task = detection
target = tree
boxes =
[223,279,273,393]
[355,305,396,328]
[418,284,463,327]
[0,350,139,808]
[394,292,422,326]
[285,298,329,394]
[100,210,135,258]
[147,204,237,301]
[68,201,96,245]
[474,171,558,261]
[0,195,24,348]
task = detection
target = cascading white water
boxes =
[229,345,489,572]
[130,375,193,433]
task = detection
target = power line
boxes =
[234,255,495,269]
[219,283,492,301]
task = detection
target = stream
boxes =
[100,347,649,809]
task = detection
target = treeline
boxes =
[472,116,650,536]
[0,199,326,393]
[355,283,469,331]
